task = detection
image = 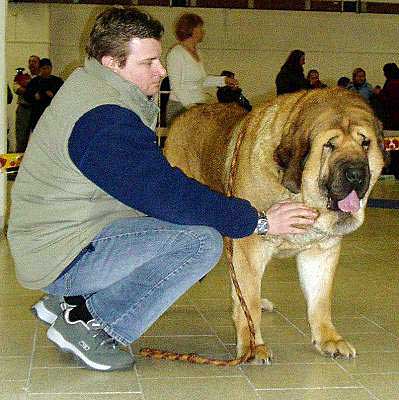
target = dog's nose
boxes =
[345,167,364,184]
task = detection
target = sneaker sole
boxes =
[47,326,133,371]
[32,301,58,325]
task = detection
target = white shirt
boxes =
[166,44,225,107]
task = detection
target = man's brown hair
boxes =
[352,67,366,79]
[86,7,164,67]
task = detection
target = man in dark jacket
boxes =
[24,58,63,130]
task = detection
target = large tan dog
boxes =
[164,88,385,364]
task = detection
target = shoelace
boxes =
[87,320,118,349]
[60,302,74,312]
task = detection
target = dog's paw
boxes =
[253,344,273,365]
[261,298,274,312]
[313,338,356,359]
[240,344,273,365]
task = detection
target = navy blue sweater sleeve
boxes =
[68,105,258,238]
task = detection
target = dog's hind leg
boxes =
[231,236,273,364]
[296,240,357,359]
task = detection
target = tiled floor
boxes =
[0,179,398,399]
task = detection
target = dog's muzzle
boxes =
[325,160,370,213]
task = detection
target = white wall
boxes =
[50,5,399,102]
[8,5,399,91]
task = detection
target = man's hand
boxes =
[266,201,318,235]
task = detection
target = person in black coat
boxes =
[275,50,310,95]
[24,58,63,131]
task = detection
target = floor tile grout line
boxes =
[256,306,388,400]
[169,304,197,309]
[130,346,145,399]
[243,361,344,365]
[194,303,263,400]
[141,334,217,337]
[256,385,380,398]
[349,381,381,400]
[31,366,82,370]
[138,375,251,381]
[360,314,399,339]
[23,320,40,393]
[274,309,307,336]
[255,385,364,391]
[30,360,349,370]
[28,391,144,395]
[193,304,235,357]
[332,358,382,400]
[351,372,399,376]
[223,341,309,346]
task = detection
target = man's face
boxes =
[40,65,52,78]
[109,38,166,97]
[29,56,40,75]
[354,71,366,85]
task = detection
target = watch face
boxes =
[256,217,269,235]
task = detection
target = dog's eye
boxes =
[324,141,335,151]
[362,138,370,149]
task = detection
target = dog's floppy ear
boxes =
[373,117,390,166]
[274,119,311,194]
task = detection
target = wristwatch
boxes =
[254,211,269,235]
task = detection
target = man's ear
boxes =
[101,55,119,72]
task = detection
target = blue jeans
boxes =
[45,217,223,345]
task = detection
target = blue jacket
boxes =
[348,81,373,102]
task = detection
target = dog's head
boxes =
[274,88,386,215]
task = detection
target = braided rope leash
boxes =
[140,118,257,366]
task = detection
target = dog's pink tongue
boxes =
[337,190,360,213]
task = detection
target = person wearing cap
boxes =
[24,58,64,131]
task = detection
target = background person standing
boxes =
[12,55,40,152]
[166,13,238,125]
[24,58,64,131]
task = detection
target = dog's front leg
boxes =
[296,239,356,359]
[230,236,273,364]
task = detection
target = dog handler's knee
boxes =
[188,225,224,273]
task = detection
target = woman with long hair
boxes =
[275,49,310,95]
